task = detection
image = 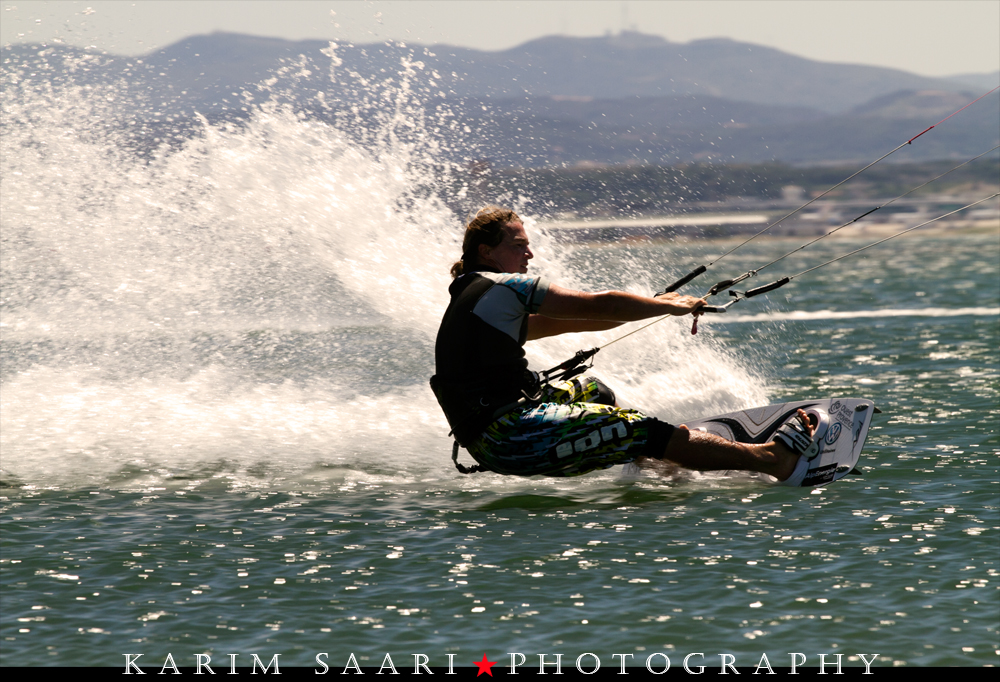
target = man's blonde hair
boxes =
[450,205,522,279]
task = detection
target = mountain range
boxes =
[4,31,998,166]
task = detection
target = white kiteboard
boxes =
[622,398,877,487]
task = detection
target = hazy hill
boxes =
[438,86,997,166]
[3,32,997,166]
[435,32,980,113]
[947,71,1000,91]
[123,30,987,114]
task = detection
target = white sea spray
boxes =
[1,46,765,489]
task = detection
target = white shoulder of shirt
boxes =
[471,273,550,340]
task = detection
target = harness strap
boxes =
[449,394,544,474]
[451,439,493,474]
[446,360,596,475]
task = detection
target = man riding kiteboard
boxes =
[431,206,819,482]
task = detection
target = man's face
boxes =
[481,222,534,274]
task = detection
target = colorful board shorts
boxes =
[465,375,675,477]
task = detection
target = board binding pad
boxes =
[622,398,876,488]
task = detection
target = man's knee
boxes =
[662,423,690,459]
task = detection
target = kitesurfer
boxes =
[430,206,816,481]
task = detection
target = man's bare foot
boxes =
[768,409,816,481]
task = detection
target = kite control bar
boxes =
[661,265,706,293]
[689,276,792,333]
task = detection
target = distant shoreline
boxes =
[547,219,999,245]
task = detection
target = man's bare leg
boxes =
[657,409,814,482]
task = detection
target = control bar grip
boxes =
[662,265,707,294]
[743,277,790,298]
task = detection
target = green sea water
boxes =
[2,232,997,669]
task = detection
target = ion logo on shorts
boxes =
[555,422,628,458]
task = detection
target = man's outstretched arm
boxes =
[526,284,704,340]
[526,315,623,340]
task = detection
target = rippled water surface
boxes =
[4,234,997,669]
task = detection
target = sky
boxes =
[2,0,999,78]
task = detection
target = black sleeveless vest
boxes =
[430,270,538,445]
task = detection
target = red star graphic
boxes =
[474,653,497,677]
